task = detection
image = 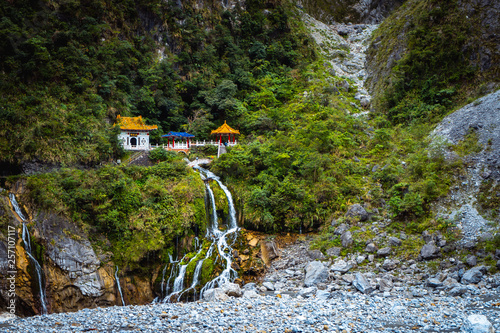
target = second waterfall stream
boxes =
[160,166,239,302]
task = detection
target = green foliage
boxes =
[24,163,206,267]
[453,130,483,157]
[149,148,177,162]
[368,0,486,125]
[0,0,313,166]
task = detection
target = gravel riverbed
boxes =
[1,290,499,332]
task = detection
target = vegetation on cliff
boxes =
[366,0,499,125]
[0,0,312,167]
[23,156,206,268]
[3,0,498,259]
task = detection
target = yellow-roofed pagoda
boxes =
[211,121,240,157]
[115,115,158,150]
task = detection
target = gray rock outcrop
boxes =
[307,250,326,260]
[326,247,341,257]
[341,231,353,248]
[388,236,402,247]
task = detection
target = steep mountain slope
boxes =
[299,0,405,24]
[366,0,500,125]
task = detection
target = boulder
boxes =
[466,255,477,267]
[304,261,328,287]
[420,242,440,260]
[345,204,369,222]
[203,288,229,302]
[316,290,331,300]
[341,231,353,248]
[262,282,275,291]
[307,250,326,260]
[463,314,494,333]
[461,266,487,285]
[353,273,374,294]
[326,247,341,257]
[388,236,402,247]
[422,230,433,244]
[261,240,279,262]
[242,289,259,298]
[378,278,393,292]
[356,255,366,264]
[377,247,392,257]
[382,259,397,271]
[426,278,443,288]
[221,282,242,297]
[297,286,317,298]
[243,283,257,290]
[342,274,355,284]
[330,259,352,274]
[365,243,378,253]
[334,223,349,236]
[448,285,468,296]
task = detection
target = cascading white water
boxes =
[9,193,48,315]
[160,166,239,302]
[205,183,220,237]
[115,266,126,306]
[159,263,169,299]
[199,168,237,229]
[172,265,187,294]
[195,167,239,298]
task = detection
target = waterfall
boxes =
[172,265,187,294]
[205,183,220,237]
[195,167,239,299]
[9,193,48,315]
[200,168,237,229]
[159,167,239,302]
[115,266,125,306]
[159,263,169,299]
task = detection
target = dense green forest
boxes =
[0,0,312,166]
[2,0,498,267]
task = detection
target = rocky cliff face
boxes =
[0,185,269,316]
[299,0,405,24]
[432,90,500,242]
[0,192,156,316]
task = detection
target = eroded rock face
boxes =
[431,90,500,245]
[0,200,155,316]
[37,212,100,277]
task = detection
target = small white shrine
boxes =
[115,115,158,150]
